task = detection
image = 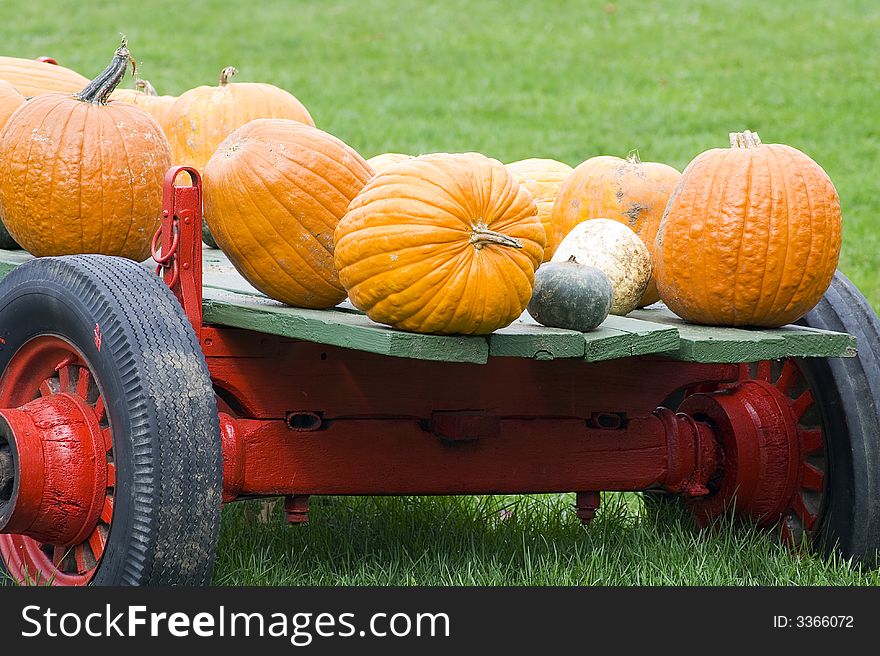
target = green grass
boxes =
[216,495,880,585]
[2,0,879,585]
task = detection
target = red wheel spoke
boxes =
[52,546,67,567]
[756,360,771,382]
[801,462,825,492]
[776,360,798,395]
[75,367,92,399]
[737,363,751,381]
[102,427,112,452]
[39,378,55,397]
[106,462,116,487]
[73,544,88,574]
[87,529,106,561]
[94,396,106,422]
[799,428,824,455]
[791,493,817,530]
[57,365,72,393]
[791,389,814,419]
[100,497,114,524]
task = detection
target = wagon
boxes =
[0,167,876,585]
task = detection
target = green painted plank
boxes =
[202,287,489,364]
[599,315,681,357]
[582,325,642,361]
[489,319,586,360]
[630,307,857,362]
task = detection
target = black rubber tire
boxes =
[796,270,880,565]
[0,255,221,585]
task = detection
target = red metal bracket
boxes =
[155,167,204,339]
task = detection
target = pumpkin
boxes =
[367,152,414,174]
[167,66,315,172]
[551,152,679,306]
[0,40,171,260]
[110,79,177,136]
[0,56,89,96]
[655,130,841,327]
[552,219,651,316]
[0,81,26,249]
[335,152,545,335]
[506,158,573,262]
[204,119,371,309]
[528,257,613,332]
[0,79,25,125]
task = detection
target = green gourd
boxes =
[527,257,613,332]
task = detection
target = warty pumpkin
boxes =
[168,66,315,172]
[0,40,172,260]
[654,130,842,327]
[506,157,573,262]
[203,118,372,309]
[0,56,89,96]
[551,152,680,306]
[366,152,414,174]
[0,80,26,249]
[335,152,545,335]
[111,79,177,136]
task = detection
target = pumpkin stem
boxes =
[134,79,158,96]
[470,222,523,250]
[729,130,763,149]
[75,37,132,105]
[220,66,238,86]
[626,150,641,164]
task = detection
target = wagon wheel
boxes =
[649,271,880,565]
[0,255,221,585]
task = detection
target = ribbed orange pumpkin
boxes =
[0,56,89,96]
[0,81,26,249]
[168,66,315,171]
[551,153,680,305]
[0,41,171,260]
[204,119,371,308]
[0,80,25,127]
[366,152,414,174]
[655,130,842,327]
[335,153,545,335]
[506,158,573,262]
[111,79,177,136]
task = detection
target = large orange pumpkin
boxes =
[0,81,26,249]
[366,152,414,174]
[168,66,315,171]
[0,80,25,125]
[0,41,172,260]
[505,157,573,262]
[655,130,841,327]
[111,79,177,136]
[335,152,545,335]
[0,56,89,96]
[204,119,371,309]
[551,152,680,305]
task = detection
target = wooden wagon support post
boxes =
[0,167,876,585]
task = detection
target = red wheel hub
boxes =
[0,336,114,585]
[681,360,826,542]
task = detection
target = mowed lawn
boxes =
[2,0,878,585]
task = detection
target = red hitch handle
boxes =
[154,166,204,338]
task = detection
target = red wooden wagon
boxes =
[0,168,876,585]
